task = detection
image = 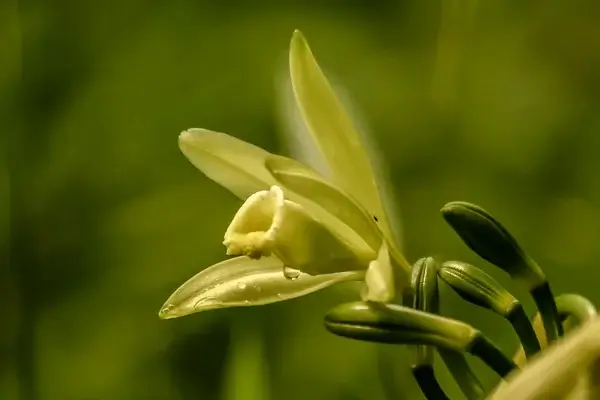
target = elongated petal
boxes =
[179,128,378,259]
[179,128,276,200]
[265,155,381,251]
[363,242,395,302]
[490,317,600,400]
[289,30,396,244]
[159,256,363,318]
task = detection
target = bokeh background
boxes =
[4,0,600,399]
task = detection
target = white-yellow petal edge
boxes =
[490,317,600,400]
[159,256,364,318]
[289,30,397,246]
[362,242,395,302]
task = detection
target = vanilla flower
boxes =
[159,31,410,319]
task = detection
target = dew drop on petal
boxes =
[283,265,301,281]
[237,282,247,290]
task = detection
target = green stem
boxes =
[556,294,597,326]
[468,335,518,378]
[411,365,450,400]
[531,282,563,342]
[438,348,484,400]
[506,305,541,359]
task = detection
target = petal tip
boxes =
[291,29,304,42]
[179,128,201,142]
[158,303,177,320]
[178,129,195,149]
[290,29,309,55]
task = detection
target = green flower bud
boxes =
[440,261,541,358]
[325,301,517,378]
[439,261,519,317]
[411,257,440,314]
[324,301,478,351]
[441,201,546,290]
[410,257,440,367]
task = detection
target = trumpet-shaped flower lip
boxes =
[223,186,284,258]
[223,185,376,275]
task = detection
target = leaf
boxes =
[289,30,398,245]
[159,256,363,318]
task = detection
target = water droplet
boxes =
[283,265,301,280]
[237,282,247,290]
[253,285,262,292]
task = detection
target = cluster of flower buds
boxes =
[159,31,599,400]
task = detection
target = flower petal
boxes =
[265,155,381,251]
[362,242,395,302]
[158,256,363,318]
[289,30,397,245]
[490,317,600,400]
[223,186,376,275]
[179,128,376,257]
[179,128,276,200]
[266,155,412,285]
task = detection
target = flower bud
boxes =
[441,201,546,290]
[440,261,519,317]
[324,301,478,351]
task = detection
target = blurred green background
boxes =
[4,0,600,399]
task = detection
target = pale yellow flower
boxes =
[159,31,410,319]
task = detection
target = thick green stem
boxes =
[468,335,518,378]
[438,348,484,400]
[411,364,450,400]
[506,305,541,359]
[531,282,563,342]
